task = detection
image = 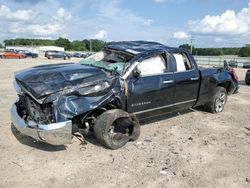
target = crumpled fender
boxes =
[52,79,125,122]
[52,91,116,122]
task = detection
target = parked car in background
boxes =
[72,53,84,58]
[85,52,95,58]
[72,52,94,58]
[243,62,250,69]
[228,60,238,68]
[18,50,38,58]
[0,51,26,59]
[245,70,250,85]
[45,50,71,60]
[4,49,17,53]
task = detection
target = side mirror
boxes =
[133,69,141,78]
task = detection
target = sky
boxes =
[0,0,250,47]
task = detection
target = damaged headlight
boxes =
[76,81,111,96]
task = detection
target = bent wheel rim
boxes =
[215,93,226,112]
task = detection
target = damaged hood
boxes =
[15,63,112,99]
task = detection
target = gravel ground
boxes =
[0,58,249,188]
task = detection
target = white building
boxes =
[5,46,65,56]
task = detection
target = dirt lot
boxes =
[0,58,249,188]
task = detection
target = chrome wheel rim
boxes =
[215,93,226,112]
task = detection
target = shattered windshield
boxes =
[79,49,133,75]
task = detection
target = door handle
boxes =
[190,77,199,81]
[163,80,174,84]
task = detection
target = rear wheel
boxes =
[204,87,227,113]
[94,109,140,149]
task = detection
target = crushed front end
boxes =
[10,62,124,145]
[11,81,72,145]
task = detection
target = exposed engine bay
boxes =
[16,94,54,124]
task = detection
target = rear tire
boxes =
[204,87,227,113]
[94,109,140,149]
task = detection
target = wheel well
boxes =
[217,81,231,93]
[72,99,122,133]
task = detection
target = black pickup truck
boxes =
[11,41,236,149]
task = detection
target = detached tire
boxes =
[205,86,227,113]
[94,109,140,149]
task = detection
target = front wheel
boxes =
[94,109,140,149]
[204,87,227,113]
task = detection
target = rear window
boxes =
[173,53,192,72]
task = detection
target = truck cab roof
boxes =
[105,41,177,54]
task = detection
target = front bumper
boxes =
[10,104,72,145]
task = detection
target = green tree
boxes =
[55,37,71,50]
[2,38,106,51]
[82,39,105,51]
[239,45,250,57]
[71,40,87,51]
[4,39,12,46]
[83,39,90,51]
[3,38,56,46]
[179,44,192,50]
[90,39,106,51]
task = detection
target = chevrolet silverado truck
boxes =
[11,41,236,149]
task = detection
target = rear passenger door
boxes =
[173,52,200,108]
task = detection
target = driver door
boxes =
[127,54,175,114]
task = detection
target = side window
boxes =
[173,53,192,72]
[137,55,166,76]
